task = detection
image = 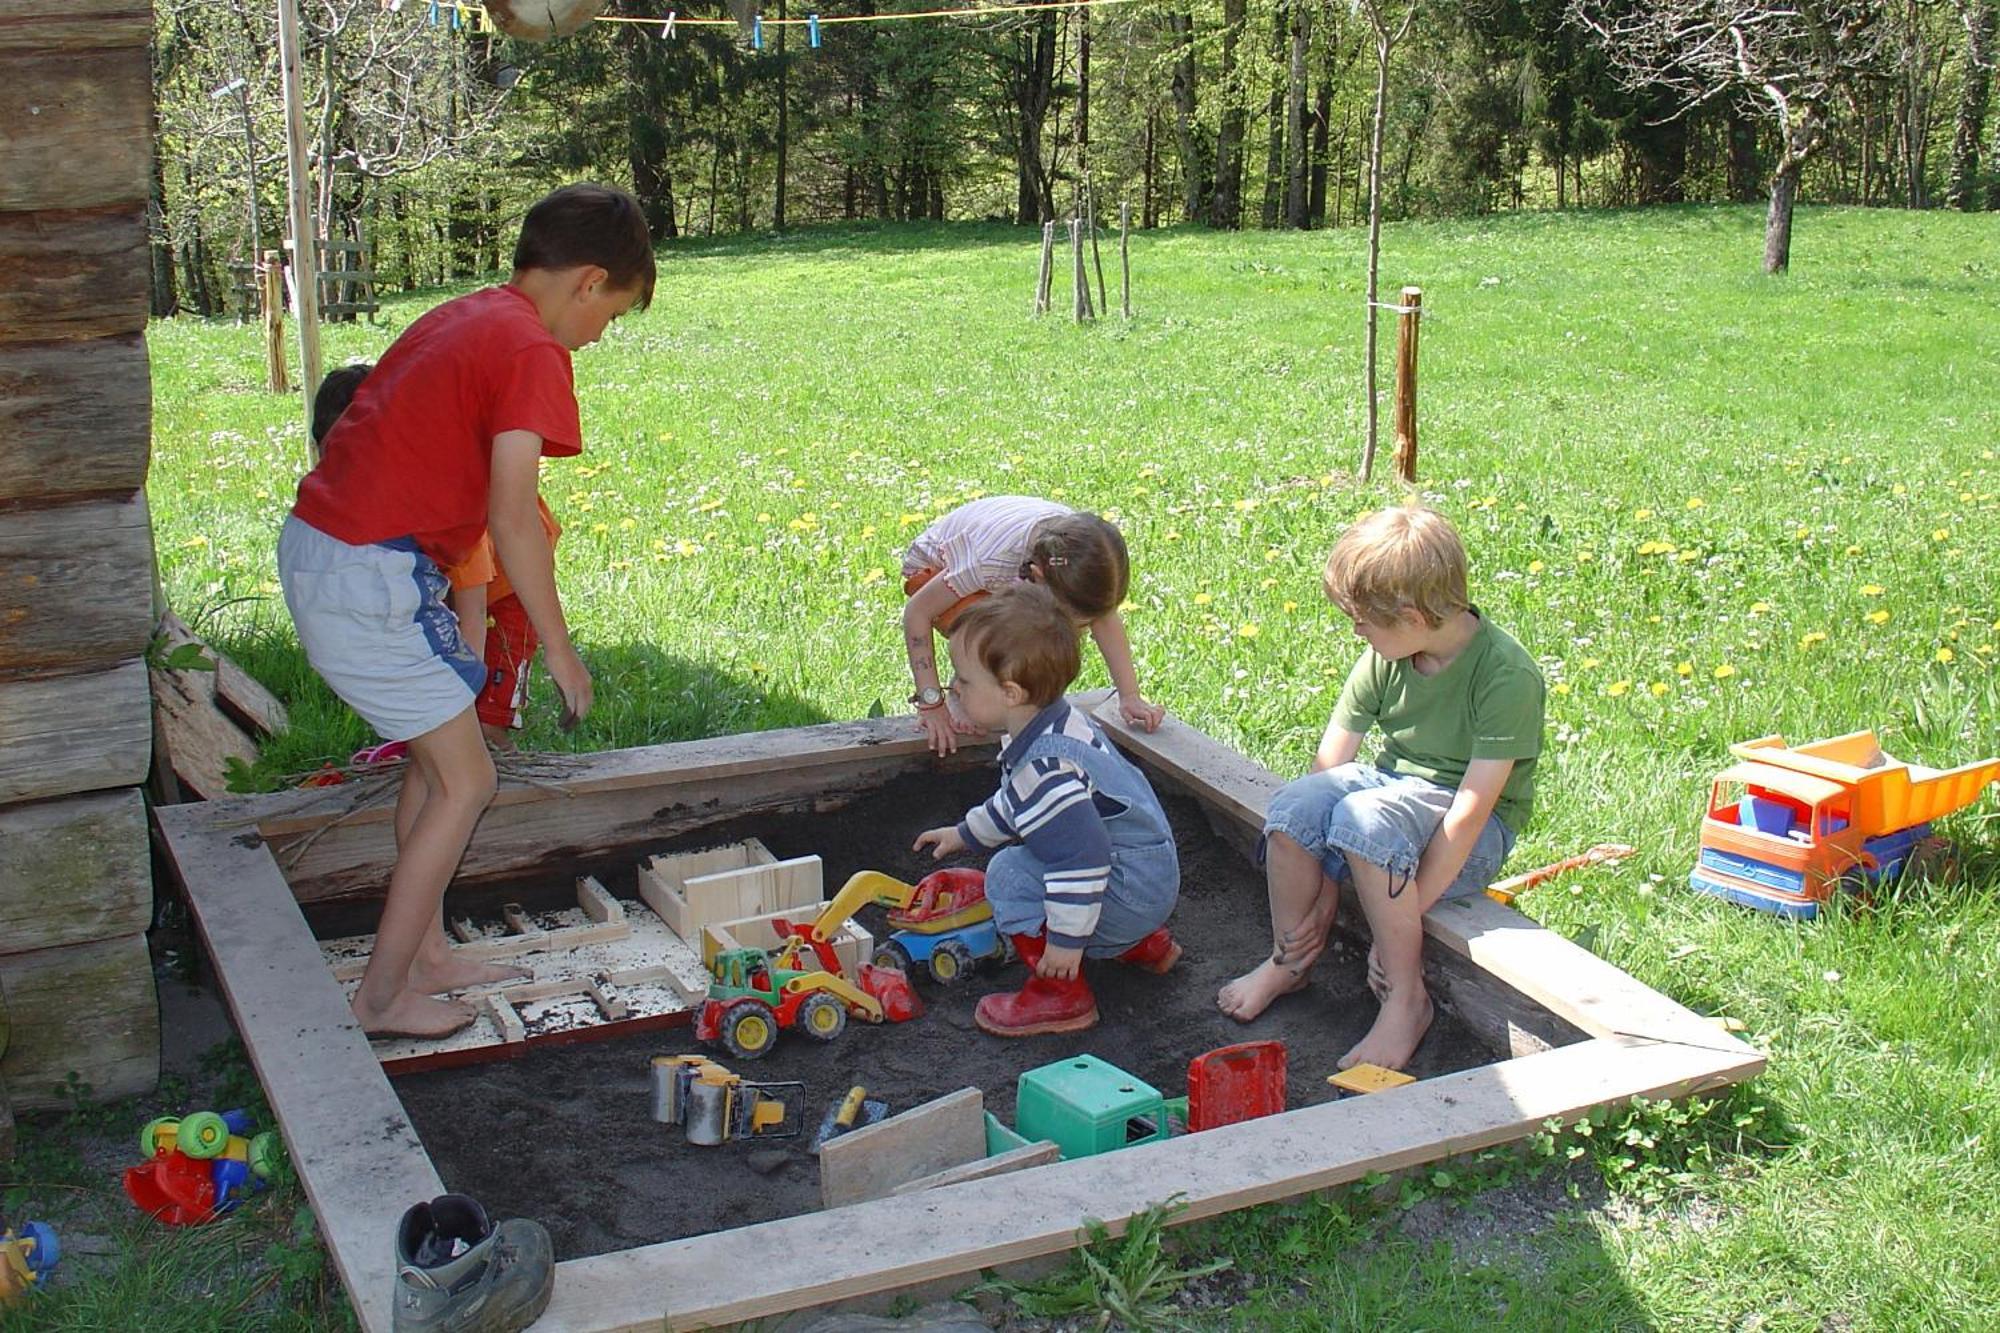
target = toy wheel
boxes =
[929,940,974,986]
[721,1002,778,1060]
[139,1115,180,1158]
[872,940,913,973]
[177,1111,230,1160]
[248,1131,283,1181]
[797,992,847,1043]
[19,1221,58,1274]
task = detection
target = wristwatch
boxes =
[910,685,945,710]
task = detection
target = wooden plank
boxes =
[215,656,289,739]
[819,1088,987,1209]
[0,787,149,956]
[544,1036,1763,1331]
[0,661,150,804]
[327,916,630,984]
[223,721,993,904]
[150,660,260,802]
[0,335,150,505]
[637,841,776,939]
[0,47,151,212]
[0,495,154,673]
[576,875,623,925]
[890,1140,1062,1196]
[153,806,440,1333]
[0,931,156,1109]
[0,1,153,50]
[686,854,822,927]
[0,205,148,345]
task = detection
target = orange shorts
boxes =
[903,568,989,634]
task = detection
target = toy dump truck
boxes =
[867,867,1011,986]
[1690,731,2000,919]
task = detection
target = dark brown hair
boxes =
[513,183,657,309]
[1023,512,1129,622]
[311,362,373,448]
[951,584,1083,709]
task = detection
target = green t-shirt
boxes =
[1329,611,1546,832]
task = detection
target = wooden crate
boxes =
[699,906,872,980]
[636,839,823,940]
[154,695,1764,1333]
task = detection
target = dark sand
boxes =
[388,767,1500,1260]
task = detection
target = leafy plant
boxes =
[976,1196,1230,1329]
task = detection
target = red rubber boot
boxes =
[975,933,1100,1038]
[1115,927,1183,974]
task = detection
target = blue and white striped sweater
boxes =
[956,703,1128,948]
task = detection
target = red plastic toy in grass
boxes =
[123,1109,282,1226]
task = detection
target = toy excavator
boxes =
[694,870,927,1060]
[863,867,1011,986]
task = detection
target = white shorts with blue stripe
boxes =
[277,514,483,742]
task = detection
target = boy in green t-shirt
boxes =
[1218,505,1544,1071]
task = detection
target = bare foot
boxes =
[352,990,476,1040]
[1216,957,1312,1022]
[1338,991,1434,1071]
[409,951,533,995]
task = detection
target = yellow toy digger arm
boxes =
[808,871,917,944]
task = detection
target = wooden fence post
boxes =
[1119,201,1131,319]
[1070,219,1090,322]
[1087,186,1107,316]
[1392,285,1422,484]
[262,250,287,394]
[1035,221,1054,316]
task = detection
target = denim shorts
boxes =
[984,839,1180,957]
[1261,762,1515,900]
[277,515,483,742]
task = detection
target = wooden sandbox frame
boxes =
[154,694,1764,1332]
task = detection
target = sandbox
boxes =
[155,693,1763,1332]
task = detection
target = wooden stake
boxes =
[1391,285,1421,484]
[1119,201,1131,318]
[1035,220,1055,316]
[1070,219,1089,322]
[275,0,322,459]
[262,250,287,394]
[1087,187,1107,316]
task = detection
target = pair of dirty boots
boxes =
[394,1194,552,1333]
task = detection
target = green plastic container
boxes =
[1014,1054,1170,1159]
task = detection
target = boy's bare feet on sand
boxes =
[1216,957,1313,1021]
[409,952,533,995]
[353,991,477,1040]
[1339,990,1433,1071]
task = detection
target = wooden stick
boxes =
[1392,285,1422,484]
[1034,220,1055,316]
[1070,219,1089,322]
[274,0,322,456]
[1119,201,1131,318]
[1484,843,1636,907]
[1087,186,1107,316]
[262,250,287,394]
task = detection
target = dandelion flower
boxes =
[1799,631,1828,649]
[1581,657,1602,670]
[1528,560,1545,574]
[1193,592,1212,606]
[1845,544,1863,556]
[1634,508,1655,521]
[1283,600,1300,613]
[1607,680,1631,698]
[1932,528,1950,542]
[1686,497,1705,510]
[1238,623,1261,639]
[861,567,886,586]
[1866,609,1891,625]
[1650,682,1670,697]
[1676,660,1694,677]
[1860,585,1884,597]
[1936,647,1954,663]
[1552,681,1572,696]
[1713,664,1737,679]
[1750,601,1770,614]
[1794,526,1811,540]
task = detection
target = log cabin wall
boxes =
[0,0,164,1155]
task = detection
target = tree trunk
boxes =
[1077,3,1091,185]
[1211,0,1247,229]
[775,0,788,230]
[1948,1,1995,210]
[1765,157,1801,273]
[1361,26,1394,480]
[1308,78,1333,227]
[626,21,678,241]
[1142,110,1159,227]
[1727,103,1762,203]
[1261,0,1287,228]
[1014,12,1058,224]
[1285,0,1313,227]
[1169,12,1210,222]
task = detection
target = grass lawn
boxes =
[11,203,1998,1329]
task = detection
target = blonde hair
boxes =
[951,584,1082,708]
[1024,513,1129,623]
[1322,504,1469,628]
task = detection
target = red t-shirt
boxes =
[293,285,581,567]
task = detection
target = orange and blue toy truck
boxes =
[1690,731,2000,919]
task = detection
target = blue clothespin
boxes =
[426,0,439,25]
[449,1,461,28]
[752,13,762,48]
[808,14,820,46]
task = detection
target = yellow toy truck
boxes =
[1690,731,2000,919]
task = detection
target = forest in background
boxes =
[151,0,1999,314]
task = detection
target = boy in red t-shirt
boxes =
[279,183,655,1040]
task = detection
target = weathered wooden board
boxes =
[0,660,150,804]
[152,807,440,1333]
[890,1139,1062,1197]
[0,47,152,213]
[0,1,154,51]
[215,656,289,738]
[240,721,993,903]
[151,653,261,801]
[0,495,154,673]
[0,931,156,1109]
[820,1088,987,1209]
[0,787,150,956]
[0,205,148,345]
[0,335,150,505]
